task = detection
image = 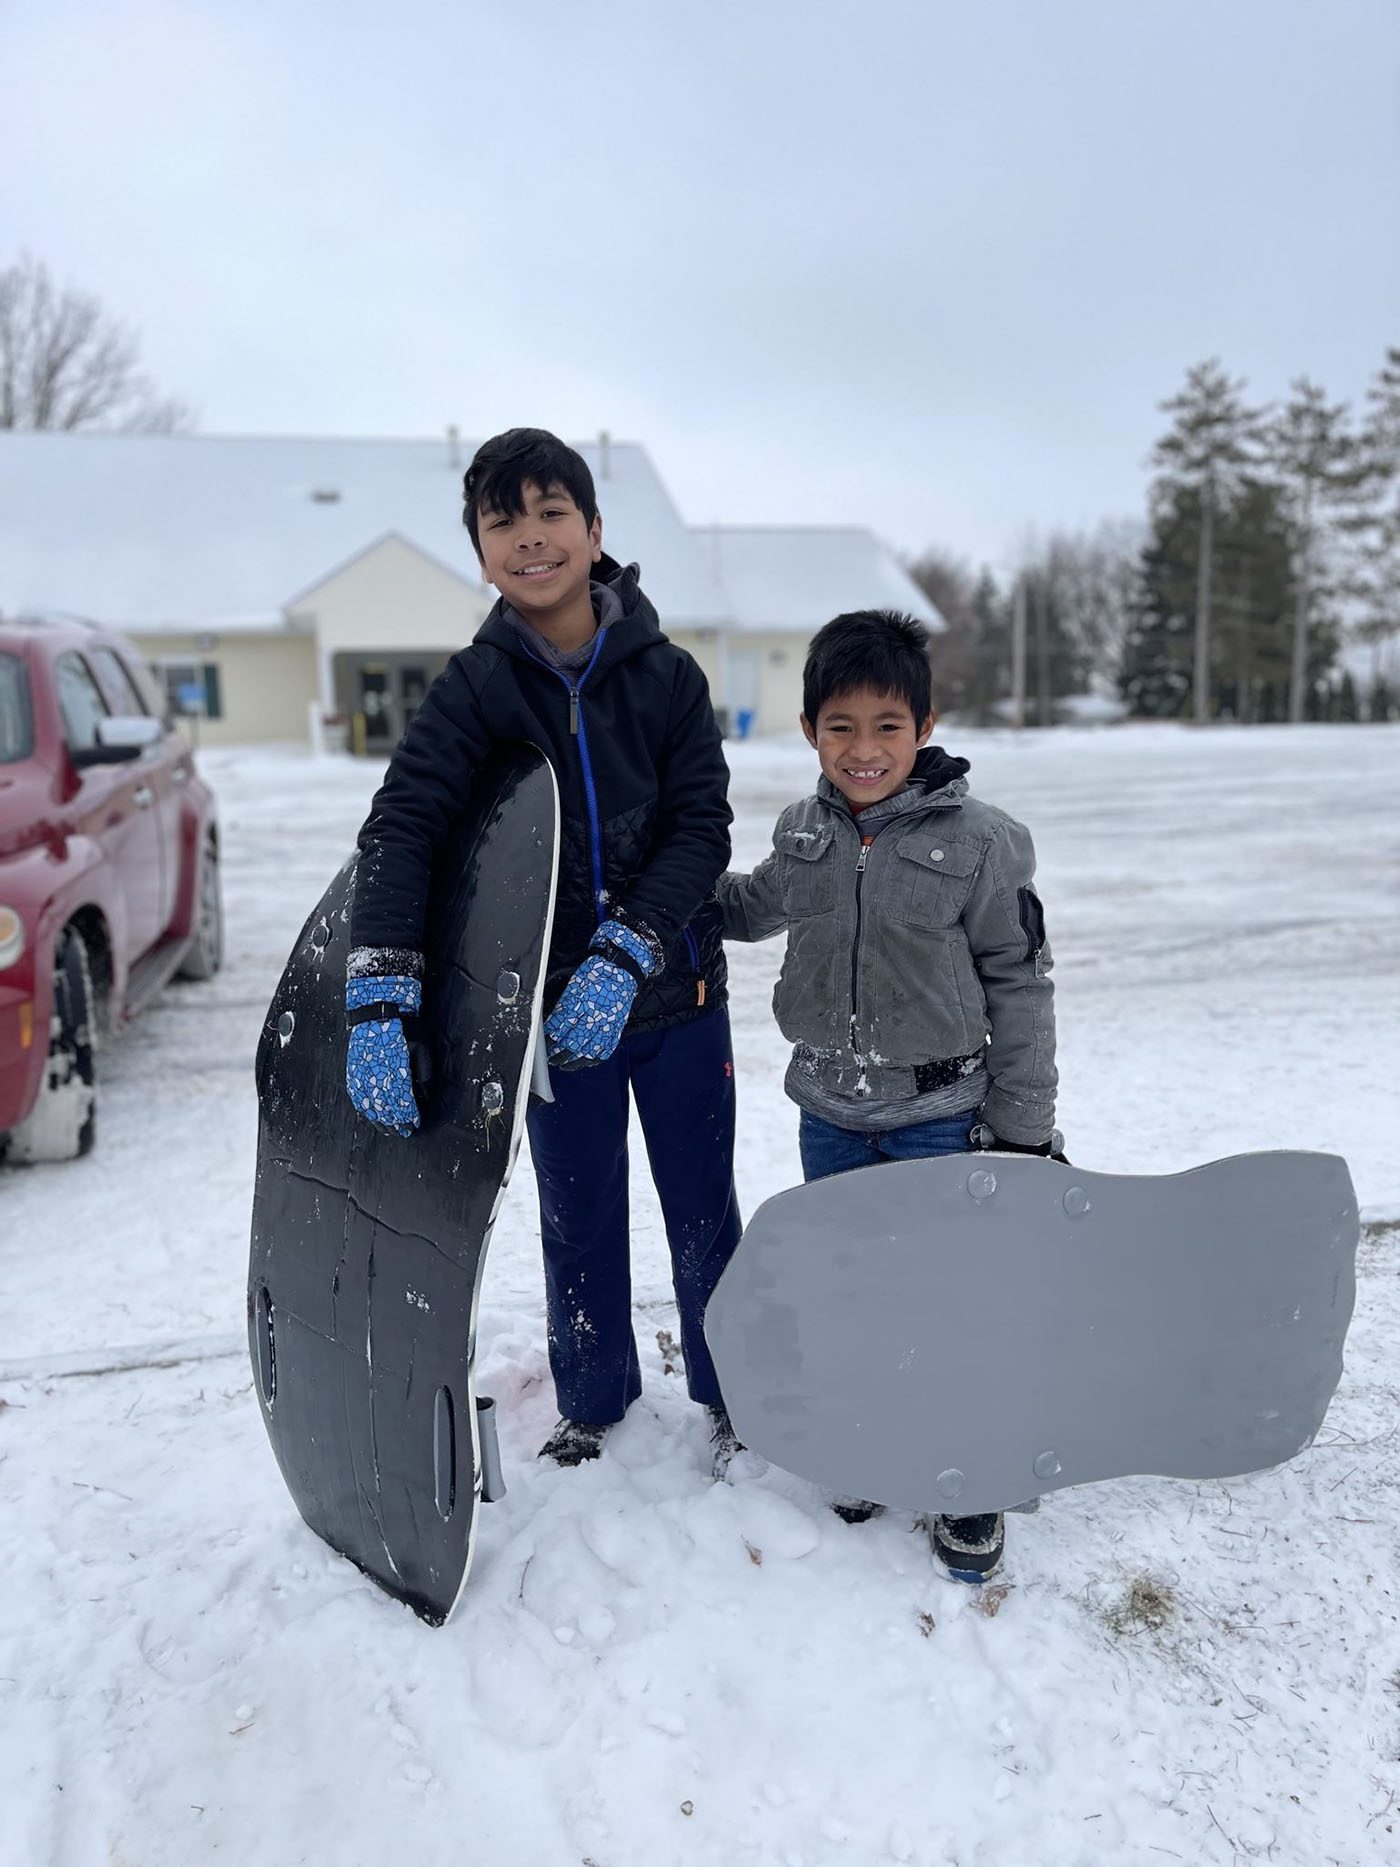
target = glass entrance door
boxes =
[359,667,391,743]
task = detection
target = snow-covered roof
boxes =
[0,433,940,643]
[133,614,312,638]
[0,432,732,630]
[698,526,944,635]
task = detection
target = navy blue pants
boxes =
[526,1006,742,1424]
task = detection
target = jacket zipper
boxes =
[520,628,695,1001]
[850,840,869,1069]
[523,630,609,919]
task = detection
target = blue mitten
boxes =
[345,963,423,1136]
[545,919,662,1070]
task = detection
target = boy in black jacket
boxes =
[346,429,742,1475]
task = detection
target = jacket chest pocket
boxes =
[776,824,838,917]
[890,831,981,928]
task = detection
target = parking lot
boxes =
[3,724,1399,1867]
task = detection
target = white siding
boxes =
[746,631,807,736]
[290,535,492,661]
[666,628,723,697]
[129,630,317,745]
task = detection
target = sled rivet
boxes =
[496,969,520,1003]
[1033,1450,1061,1479]
[481,1080,504,1115]
[310,919,330,950]
[1063,1186,1090,1218]
[967,1168,997,1201]
[936,1467,966,1499]
[276,1011,295,1043]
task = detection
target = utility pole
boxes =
[1011,577,1027,729]
[1193,476,1215,724]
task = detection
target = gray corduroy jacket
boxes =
[717,754,1058,1146]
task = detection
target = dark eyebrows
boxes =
[823,709,909,723]
[478,481,576,523]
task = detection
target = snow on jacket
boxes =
[716,749,1057,1146]
[351,555,732,1033]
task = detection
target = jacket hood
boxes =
[474,552,665,673]
[910,744,971,792]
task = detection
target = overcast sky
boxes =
[7,0,1398,572]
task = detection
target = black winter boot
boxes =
[831,1498,885,1524]
[930,1511,1005,1582]
[538,1417,611,1467]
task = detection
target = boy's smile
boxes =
[802,686,934,808]
[475,478,603,647]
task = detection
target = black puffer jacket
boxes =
[350,556,731,1032]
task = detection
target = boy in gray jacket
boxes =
[717,608,1060,1581]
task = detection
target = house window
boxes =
[157,660,223,720]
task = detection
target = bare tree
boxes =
[1031,521,1143,694]
[906,548,1010,724]
[0,254,192,432]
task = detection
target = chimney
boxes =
[598,429,612,480]
[447,425,461,470]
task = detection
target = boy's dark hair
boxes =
[462,427,598,556]
[802,609,933,724]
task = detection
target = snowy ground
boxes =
[3,724,1399,1867]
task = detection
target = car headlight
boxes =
[0,906,25,970]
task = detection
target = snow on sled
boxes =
[705,1150,1358,1519]
[248,748,558,1625]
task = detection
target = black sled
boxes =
[248,748,559,1624]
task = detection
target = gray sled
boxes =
[248,748,558,1624]
[705,1151,1358,1518]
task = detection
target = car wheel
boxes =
[6,927,98,1164]
[178,835,224,981]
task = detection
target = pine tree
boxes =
[1149,360,1267,722]
[1016,532,1125,718]
[1264,378,1359,722]
[1122,485,1199,717]
[966,570,1011,724]
[1124,479,1310,721]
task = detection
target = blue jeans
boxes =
[526,1007,742,1423]
[798,1106,977,1183]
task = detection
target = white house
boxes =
[0,430,941,745]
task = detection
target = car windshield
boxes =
[0,653,33,762]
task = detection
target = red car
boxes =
[0,615,222,1163]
